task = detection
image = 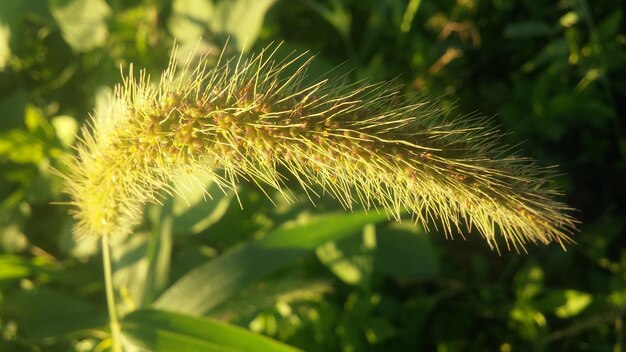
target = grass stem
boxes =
[102,232,122,352]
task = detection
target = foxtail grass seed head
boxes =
[63,45,577,251]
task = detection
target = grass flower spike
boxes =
[64,45,576,251]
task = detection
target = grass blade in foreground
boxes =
[154,211,388,314]
[121,309,301,352]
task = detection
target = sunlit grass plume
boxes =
[63,44,577,251]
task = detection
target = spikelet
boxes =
[63,44,576,251]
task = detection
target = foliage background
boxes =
[0,0,625,351]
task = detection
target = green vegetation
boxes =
[1,0,625,351]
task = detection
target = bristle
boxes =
[62,44,577,251]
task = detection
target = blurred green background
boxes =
[1,0,625,351]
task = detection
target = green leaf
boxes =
[504,20,552,39]
[51,115,78,146]
[316,222,438,287]
[24,105,54,138]
[374,223,439,280]
[154,211,388,315]
[0,87,27,130]
[0,255,55,282]
[49,0,111,52]
[211,0,277,51]
[168,0,213,43]
[0,201,29,253]
[0,1,26,70]
[0,286,105,341]
[168,0,276,51]
[545,290,592,318]
[122,309,302,352]
[302,0,351,42]
[559,11,579,28]
[363,316,396,345]
[259,212,386,249]
[109,231,151,313]
[0,21,11,71]
[315,224,376,287]
[210,277,332,322]
[0,129,45,164]
[141,200,174,306]
[514,261,544,300]
[596,10,622,39]
[172,176,233,236]
[522,39,568,72]
[400,0,422,33]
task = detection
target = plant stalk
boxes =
[102,232,122,352]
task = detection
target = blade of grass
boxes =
[154,211,388,315]
[122,308,302,352]
[141,199,174,306]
